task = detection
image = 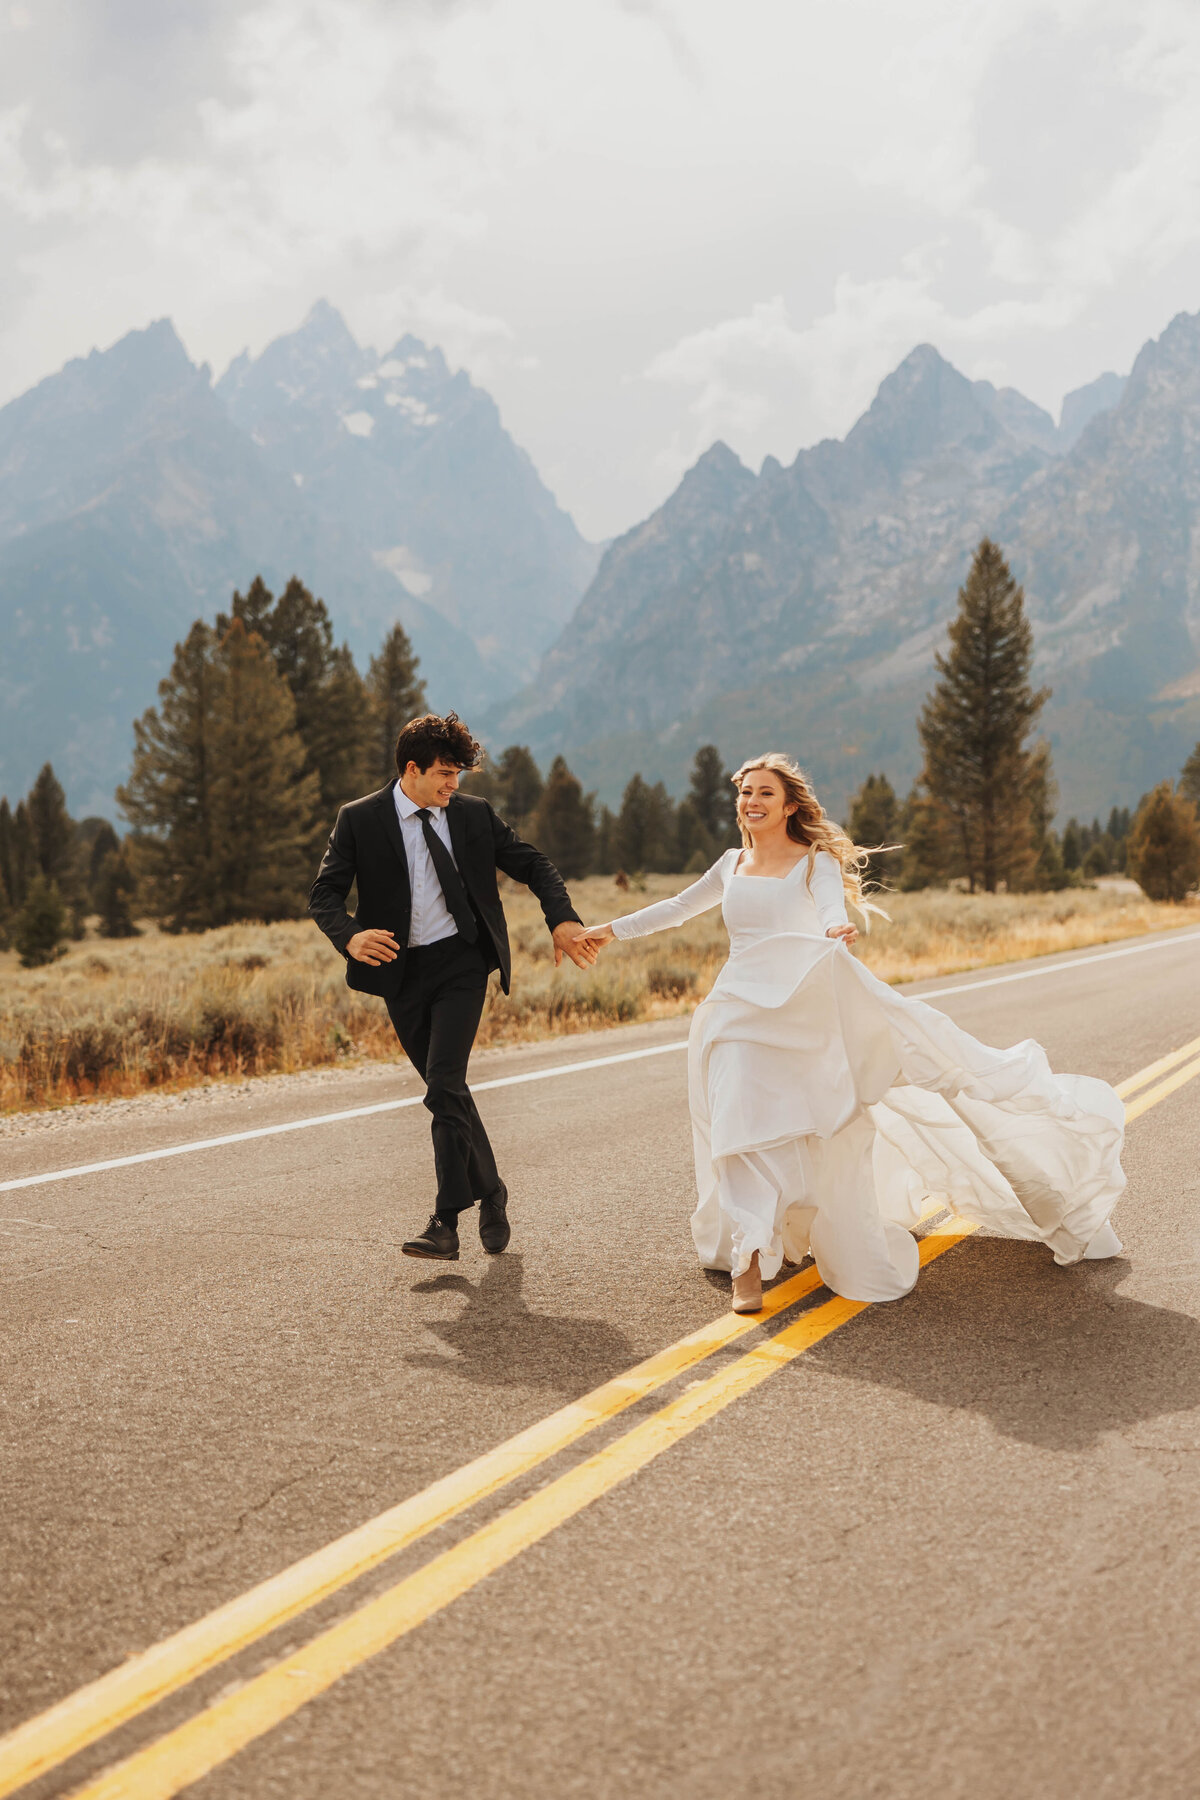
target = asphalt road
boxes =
[3,925,1200,1800]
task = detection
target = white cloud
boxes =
[3,0,1200,536]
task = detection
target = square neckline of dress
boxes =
[731,849,810,882]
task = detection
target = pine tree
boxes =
[86,820,121,909]
[896,786,954,890]
[917,539,1050,892]
[648,782,679,872]
[15,875,69,967]
[1181,741,1200,809]
[615,774,678,872]
[529,756,595,878]
[118,621,220,930]
[1127,783,1200,902]
[0,797,14,932]
[367,621,428,786]
[489,746,544,829]
[846,773,900,885]
[675,798,716,873]
[225,577,376,820]
[594,805,617,875]
[615,773,652,872]
[688,746,736,846]
[27,763,85,933]
[96,845,139,938]
[207,619,320,922]
[316,644,375,813]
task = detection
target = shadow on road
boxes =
[804,1238,1200,1451]
[403,1255,635,1395]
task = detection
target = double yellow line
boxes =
[3,1037,1199,1800]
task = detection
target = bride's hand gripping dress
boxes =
[604,849,1126,1304]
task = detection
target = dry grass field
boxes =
[2,874,1195,1115]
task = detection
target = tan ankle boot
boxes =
[731,1254,762,1314]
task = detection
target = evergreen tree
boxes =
[0,797,14,932]
[492,746,544,828]
[1061,818,1082,872]
[225,577,376,820]
[594,805,617,875]
[1021,742,1065,890]
[688,746,736,846]
[917,539,1050,892]
[317,644,375,813]
[86,820,121,909]
[96,845,139,938]
[367,621,428,786]
[207,619,320,922]
[846,773,901,885]
[1127,783,1200,902]
[615,773,653,872]
[15,875,68,968]
[118,621,220,929]
[1181,741,1200,810]
[675,798,716,873]
[615,774,678,872]
[27,763,85,933]
[9,800,36,917]
[896,786,953,891]
[529,756,595,878]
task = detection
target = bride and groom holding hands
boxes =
[309,710,1127,1317]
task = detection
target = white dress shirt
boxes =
[393,782,461,947]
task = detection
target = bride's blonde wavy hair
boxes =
[731,752,888,926]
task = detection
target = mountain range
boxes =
[0,303,598,816]
[4,296,1200,827]
[490,314,1200,822]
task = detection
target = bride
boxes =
[573,754,1126,1315]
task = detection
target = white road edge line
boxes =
[4,926,1198,1197]
[0,1043,690,1194]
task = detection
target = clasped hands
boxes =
[346,923,604,970]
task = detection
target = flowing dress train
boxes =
[610,850,1126,1302]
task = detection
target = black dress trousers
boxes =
[385,934,500,1219]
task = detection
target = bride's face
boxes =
[737,770,796,835]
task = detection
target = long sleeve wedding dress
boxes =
[611,849,1126,1303]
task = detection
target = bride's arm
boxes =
[811,852,856,941]
[575,856,729,947]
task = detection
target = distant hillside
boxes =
[0,305,598,816]
[488,322,1200,822]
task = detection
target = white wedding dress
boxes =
[611,849,1126,1302]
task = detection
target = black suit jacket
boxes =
[308,783,581,999]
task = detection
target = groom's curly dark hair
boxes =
[394,712,483,775]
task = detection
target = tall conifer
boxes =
[917,539,1050,892]
[847,773,900,885]
[688,746,736,845]
[367,622,427,786]
[207,620,319,922]
[530,756,595,878]
[119,621,219,929]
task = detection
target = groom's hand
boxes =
[553,922,598,969]
[347,928,399,965]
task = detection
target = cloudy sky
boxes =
[2,0,1200,539]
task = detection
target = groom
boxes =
[308,711,592,1261]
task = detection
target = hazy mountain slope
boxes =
[0,321,317,815]
[0,307,598,814]
[490,328,1189,822]
[217,302,600,698]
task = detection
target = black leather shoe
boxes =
[402,1214,459,1260]
[478,1183,510,1254]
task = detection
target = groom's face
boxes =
[404,758,464,809]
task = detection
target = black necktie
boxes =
[416,809,478,943]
